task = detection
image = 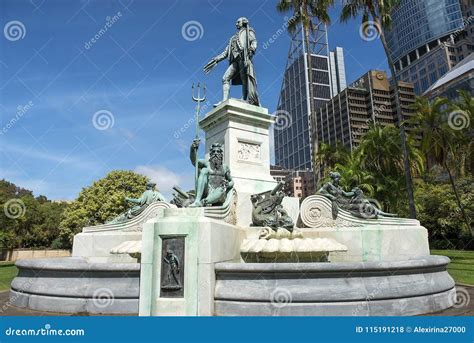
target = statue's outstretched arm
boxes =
[189,139,206,168]
[125,196,141,204]
[342,190,355,198]
[214,45,228,62]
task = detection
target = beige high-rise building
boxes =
[312,70,417,155]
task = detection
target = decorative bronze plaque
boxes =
[160,235,185,298]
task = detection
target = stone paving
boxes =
[0,286,472,316]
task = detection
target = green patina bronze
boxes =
[203,17,260,107]
[107,182,167,223]
[250,181,294,231]
[188,138,234,207]
[317,171,397,220]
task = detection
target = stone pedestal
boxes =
[139,207,246,316]
[199,99,278,226]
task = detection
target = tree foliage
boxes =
[413,176,473,249]
[58,170,149,247]
[0,180,68,250]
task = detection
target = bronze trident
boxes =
[192,82,206,190]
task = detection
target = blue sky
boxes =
[0,0,388,200]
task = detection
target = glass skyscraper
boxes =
[274,21,346,171]
[385,0,465,94]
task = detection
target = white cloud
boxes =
[134,165,194,198]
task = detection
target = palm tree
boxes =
[409,96,472,236]
[339,0,417,218]
[335,150,374,195]
[406,96,450,172]
[314,141,349,179]
[357,124,423,212]
[449,90,474,176]
[276,0,334,125]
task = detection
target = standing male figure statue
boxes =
[203,17,260,106]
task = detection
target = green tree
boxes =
[334,151,374,195]
[406,97,450,172]
[449,90,474,176]
[59,170,149,247]
[276,0,334,123]
[314,142,350,179]
[339,0,417,218]
[0,180,69,249]
[408,96,472,236]
[414,176,473,249]
[356,124,423,212]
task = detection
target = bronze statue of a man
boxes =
[203,17,260,107]
[189,138,234,207]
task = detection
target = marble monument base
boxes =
[10,257,140,314]
[214,255,456,316]
[139,207,246,316]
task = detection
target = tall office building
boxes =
[274,20,346,171]
[385,0,465,94]
[313,70,417,151]
[452,0,474,62]
[329,47,347,96]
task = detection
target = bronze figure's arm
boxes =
[189,138,206,168]
[203,45,228,74]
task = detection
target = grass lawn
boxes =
[0,262,18,291]
[431,249,474,286]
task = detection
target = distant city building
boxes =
[424,53,474,100]
[312,70,417,153]
[385,0,465,94]
[270,165,315,199]
[285,170,315,199]
[451,0,474,64]
[329,47,347,96]
[270,165,290,183]
[274,19,347,171]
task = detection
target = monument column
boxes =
[199,99,277,226]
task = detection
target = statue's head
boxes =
[236,17,249,29]
[209,143,224,169]
[329,171,341,184]
[146,182,156,190]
